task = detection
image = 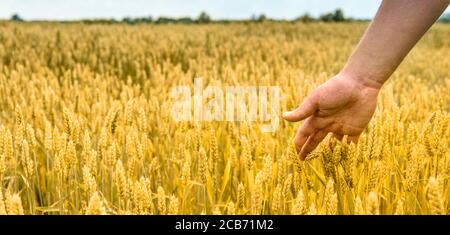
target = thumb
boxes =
[282,95,318,122]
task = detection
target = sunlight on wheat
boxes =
[0,22,449,215]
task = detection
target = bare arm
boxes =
[342,0,449,89]
[283,0,449,160]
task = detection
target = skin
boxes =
[282,0,449,160]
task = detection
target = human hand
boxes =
[282,74,381,160]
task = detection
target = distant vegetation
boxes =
[10,13,24,22]
[8,9,450,25]
[1,19,449,215]
[439,13,450,23]
[7,9,368,24]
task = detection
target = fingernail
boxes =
[282,111,290,118]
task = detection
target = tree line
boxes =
[8,9,362,24]
[9,10,450,24]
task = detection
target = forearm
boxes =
[341,0,449,89]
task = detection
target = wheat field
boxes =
[0,22,449,215]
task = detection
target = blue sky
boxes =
[1,0,449,21]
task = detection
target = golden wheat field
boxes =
[0,22,449,215]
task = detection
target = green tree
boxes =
[296,13,315,23]
[320,9,346,22]
[439,13,450,23]
[11,13,23,22]
[320,13,334,22]
[257,14,267,22]
[332,9,345,22]
[197,11,211,23]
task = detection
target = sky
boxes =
[0,0,449,21]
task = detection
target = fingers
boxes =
[310,116,332,129]
[347,135,360,143]
[333,133,343,141]
[299,130,329,160]
[293,117,315,153]
[282,94,318,122]
[331,131,360,144]
[296,132,359,161]
[293,116,333,154]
